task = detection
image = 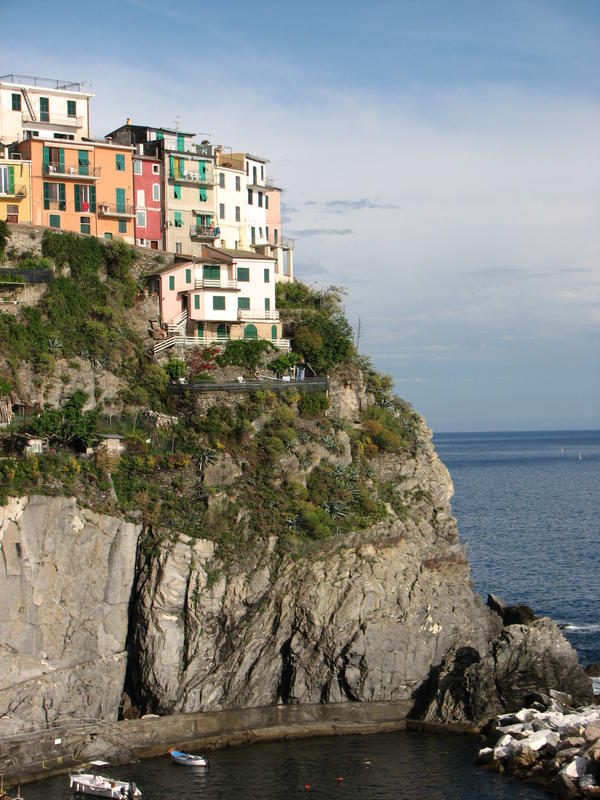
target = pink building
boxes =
[133,153,162,249]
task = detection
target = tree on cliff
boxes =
[31,390,97,451]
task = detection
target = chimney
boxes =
[126,117,131,126]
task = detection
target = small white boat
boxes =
[69,761,141,798]
[168,748,209,767]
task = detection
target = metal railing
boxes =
[98,202,135,216]
[168,376,327,394]
[166,308,188,334]
[0,74,83,91]
[237,308,280,321]
[44,163,100,178]
[190,225,219,239]
[169,167,216,185]
[22,111,84,127]
[154,335,290,355]
[0,185,27,198]
[195,277,237,290]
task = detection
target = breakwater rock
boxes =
[477,694,600,798]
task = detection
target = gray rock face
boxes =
[0,496,141,735]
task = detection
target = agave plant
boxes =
[47,337,62,354]
[322,500,347,519]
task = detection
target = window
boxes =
[104,232,113,239]
[177,134,185,152]
[247,188,252,204]
[40,97,49,122]
[185,268,191,283]
[137,210,147,228]
[169,275,175,290]
[194,294,200,309]
[176,243,182,254]
[217,322,228,338]
[213,296,225,311]
[261,165,264,180]
[80,216,90,235]
[133,160,143,175]
[264,268,270,283]
[74,184,96,212]
[153,183,160,201]
[265,298,271,311]
[265,195,269,209]
[198,188,207,202]
[11,93,21,111]
[259,227,263,239]
[137,189,145,207]
[43,145,64,173]
[118,220,127,233]
[156,131,164,141]
[238,297,250,310]
[173,184,181,200]
[219,203,225,220]
[251,227,256,244]
[197,322,204,337]
[274,228,278,244]
[258,191,263,208]
[253,166,257,184]
[271,324,277,340]
[67,100,76,117]
[0,166,14,194]
[235,175,241,191]
[49,214,60,228]
[116,187,126,213]
[152,164,160,174]
[115,154,125,171]
[237,267,249,282]
[198,161,207,181]
[78,150,90,175]
[219,173,225,188]
[203,265,220,280]
[174,211,182,228]
[235,206,240,222]
[43,182,66,211]
[265,226,269,241]
[245,161,249,176]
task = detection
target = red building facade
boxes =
[133,153,163,249]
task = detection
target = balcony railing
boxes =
[169,167,216,186]
[23,111,84,128]
[0,185,27,198]
[237,309,280,321]
[98,202,135,217]
[1,74,83,91]
[44,163,100,179]
[195,277,238,290]
[190,225,220,239]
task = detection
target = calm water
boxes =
[22,731,547,799]
[434,429,600,666]
[22,430,598,799]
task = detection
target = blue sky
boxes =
[4,0,599,431]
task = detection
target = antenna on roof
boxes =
[173,114,180,132]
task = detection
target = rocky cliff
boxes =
[0,376,593,740]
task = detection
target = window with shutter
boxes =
[212,296,225,311]
[185,268,191,283]
[67,100,76,117]
[169,275,175,290]
[194,295,200,309]
[238,297,250,310]
[237,267,250,282]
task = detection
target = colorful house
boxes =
[0,73,93,147]
[149,245,289,352]
[14,137,135,242]
[0,153,31,224]
[133,153,162,249]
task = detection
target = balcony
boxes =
[169,166,216,186]
[23,111,84,128]
[195,277,238,290]
[0,185,27,198]
[190,225,220,240]
[237,309,280,322]
[44,163,100,180]
[98,202,135,218]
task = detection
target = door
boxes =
[217,323,229,339]
[244,324,258,340]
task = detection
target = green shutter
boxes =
[78,150,89,175]
[264,268,269,282]
[213,296,225,311]
[89,185,96,212]
[185,268,191,283]
[58,149,65,172]
[118,220,127,233]
[265,298,270,311]
[116,154,125,171]
[237,267,249,282]
[174,211,182,227]
[116,188,125,213]
[156,131,163,141]
[169,275,175,290]
[271,325,277,339]
[177,134,184,152]
[203,265,220,280]
[197,322,204,337]
[238,297,250,310]
[244,324,258,340]
[67,100,76,117]
[217,323,228,338]
[43,147,50,172]
[194,294,200,309]
[173,184,181,199]
[8,167,14,195]
[169,155,174,178]
[43,182,50,209]
[74,184,81,212]
[199,188,207,202]
[40,97,49,121]
[49,214,60,228]
[59,183,66,211]
[199,161,206,180]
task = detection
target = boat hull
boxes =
[69,773,141,798]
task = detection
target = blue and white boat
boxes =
[168,749,208,767]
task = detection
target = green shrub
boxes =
[165,359,186,380]
[0,220,10,256]
[217,339,274,372]
[0,376,11,396]
[18,254,52,271]
[298,391,329,417]
[269,351,299,377]
[30,390,97,451]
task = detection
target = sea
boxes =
[21,430,599,800]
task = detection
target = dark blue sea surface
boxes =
[434,429,600,665]
[21,731,546,799]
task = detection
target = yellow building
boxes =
[0,153,31,223]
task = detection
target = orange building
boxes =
[14,137,135,242]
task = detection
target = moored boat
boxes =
[168,748,208,767]
[69,761,141,798]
